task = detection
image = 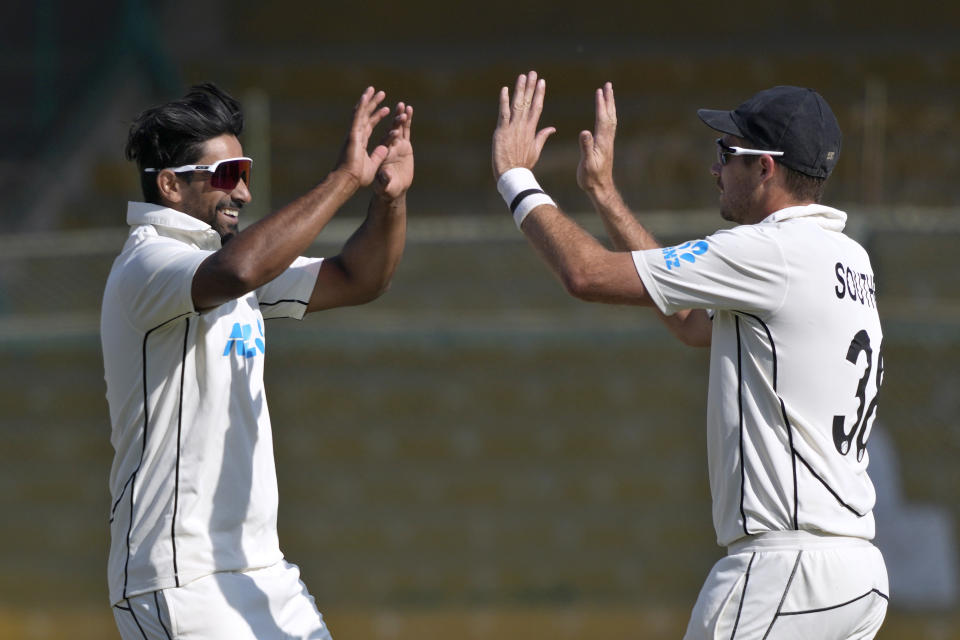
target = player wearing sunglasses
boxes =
[493,74,887,639]
[139,156,254,241]
[102,83,413,639]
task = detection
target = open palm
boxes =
[338,87,392,187]
[374,103,414,199]
[576,82,618,196]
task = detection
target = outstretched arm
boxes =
[492,71,651,306]
[192,87,393,311]
[308,102,414,312]
[577,82,711,347]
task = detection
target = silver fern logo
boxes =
[662,240,709,271]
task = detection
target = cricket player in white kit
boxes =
[102,83,413,639]
[492,71,888,639]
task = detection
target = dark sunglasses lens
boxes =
[210,159,252,190]
[716,141,730,166]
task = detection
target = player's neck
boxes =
[754,191,815,224]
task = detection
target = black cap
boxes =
[698,86,841,179]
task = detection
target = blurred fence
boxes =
[1,211,959,639]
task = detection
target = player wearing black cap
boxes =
[492,72,888,639]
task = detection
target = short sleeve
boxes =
[117,236,208,330]
[255,256,324,320]
[631,226,788,316]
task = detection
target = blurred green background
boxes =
[1,0,959,638]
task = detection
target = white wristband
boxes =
[496,167,557,229]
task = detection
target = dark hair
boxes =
[740,154,827,203]
[779,164,827,203]
[125,83,244,204]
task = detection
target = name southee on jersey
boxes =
[834,261,876,308]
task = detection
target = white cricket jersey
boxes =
[101,202,323,604]
[632,204,882,547]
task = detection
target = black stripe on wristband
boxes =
[509,188,545,214]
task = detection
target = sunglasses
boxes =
[716,138,784,166]
[145,156,253,191]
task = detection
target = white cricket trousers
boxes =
[112,560,333,640]
[684,531,888,640]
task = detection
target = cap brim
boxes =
[697,109,744,137]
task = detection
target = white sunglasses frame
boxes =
[716,138,784,165]
[143,156,253,175]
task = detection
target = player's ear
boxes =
[157,169,183,205]
[758,154,778,183]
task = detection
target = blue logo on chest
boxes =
[662,240,709,270]
[223,319,265,358]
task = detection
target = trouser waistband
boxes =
[727,530,874,556]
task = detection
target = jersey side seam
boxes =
[738,312,800,531]
[780,396,800,530]
[110,474,135,523]
[171,318,190,587]
[122,310,193,600]
[736,312,801,532]
[735,316,750,536]
[794,453,868,517]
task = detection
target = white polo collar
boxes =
[760,203,847,232]
[126,201,222,249]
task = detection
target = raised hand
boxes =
[337,87,392,187]
[577,82,618,197]
[373,102,414,200]
[492,70,556,180]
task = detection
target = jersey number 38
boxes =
[832,329,883,462]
